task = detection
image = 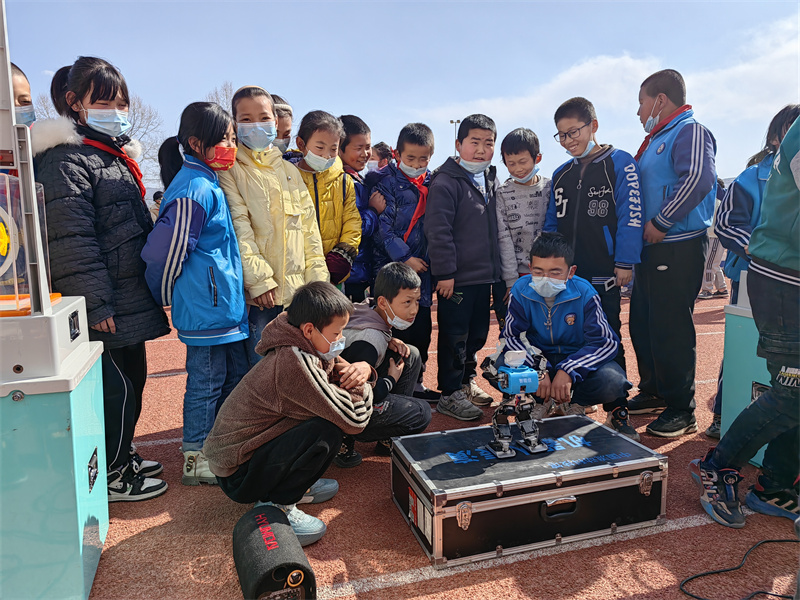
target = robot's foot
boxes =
[522,440,549,454]
[486,441,516,459]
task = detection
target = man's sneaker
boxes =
[605,407,640,441]
[550,402,585,417]
[464,380,493,406]
[713,289,729,297]
[129,443,163,478]
[182,450,218,485]
[108,467,168,502]
[333,435,362,468]
[689,449,745,528]
[646,408,698,438]
[413,383,441,403]
[374,439,392,456]
[705,414,722,439]
[745,480,799,521]
[298,478,339,505]
[528,397,553,421]
[437,389,483,421]
[697,290,715,300]
[628,391,667,414]
[255,502,326,546]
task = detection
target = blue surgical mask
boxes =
[386,305,414,330]
[274,137,291,153]
[82,105,132,138]
[237,121,276,152]
[399,161,426,179]
[529,276,567,298]
[316,328,346,361]
[567,140,596,159]
[305,150,336,172]
[366,160,379,172]
[15,105,36,127]
[459,157,491,174]
[512,165,539,184]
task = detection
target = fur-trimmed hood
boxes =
[31,117,142,159]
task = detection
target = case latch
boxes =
[456,501,472,531]
[639,470,654,496]
[493,480,504,497]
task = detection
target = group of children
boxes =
[15,55,798,543]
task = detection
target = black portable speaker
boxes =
[232,506,316,600]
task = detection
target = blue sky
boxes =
[8,0,799,186]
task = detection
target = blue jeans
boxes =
[247,305,283,367]
[711,269,799,489]
[183,340,250,451]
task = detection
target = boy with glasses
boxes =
[544,97,643,374]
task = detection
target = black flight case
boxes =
[390,415,668,568]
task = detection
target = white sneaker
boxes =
[108,466,168,502]
[182,450,218,486]
[464,379,493,406]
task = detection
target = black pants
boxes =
[492,281,508,330]
[101,342,147,472]
[218,417,342,506]
[436,283,492,395]
[345,282,369,303]
[629,236,707,412]
[393,305,432,368]
[593,284,625,372]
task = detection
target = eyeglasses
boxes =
[554,123,591,142]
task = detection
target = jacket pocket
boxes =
[603,226,614,256]
[208,266,218,307]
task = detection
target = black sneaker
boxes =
[333,435,362,468]
[413,385,442,403]
[689,449,745,528]
[129,443,163,478]
[646,408,698,437]
[374,439,392,456]
[605,407,640,441]
[108,466,168,502]
[627,391,667,414]
[745,479,799,521]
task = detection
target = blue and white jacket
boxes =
[715,154,772,282]
[637,109,717,243]
[142,156,248,346]
[501,275,619,383]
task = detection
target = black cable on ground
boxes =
[680,538,799,600]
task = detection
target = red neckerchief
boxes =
[634,104,692,162]
[342,163,364,183]
[82,138,146,202]
[403,172,428,242]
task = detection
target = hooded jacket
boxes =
[297,156,362,257]
[218,145,328,306]
[203,312,374,477]
[424,157,501,287]
[33,117,170,349]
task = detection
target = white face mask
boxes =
[274,137,291,153]
[305,149,336,172]
[316,328,346,361]
[529,276,567,298]
[399,161,427,179]
[386,304,414,330]
[366,160,379,172]
[459,157,491,174]
[567,140,596,159]
[512,165,539,184]
[644,98,662,134]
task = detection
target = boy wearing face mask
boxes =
[425,114,502,420]
[334,262,433,466]
[544,98,643,373]
[204,282,374,546]
[628,70,717,438]
[501,232,639,439]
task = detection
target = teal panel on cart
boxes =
[1,358,108,600]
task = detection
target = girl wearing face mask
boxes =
[33,56,170,502]
[218,86,327,368]
[269,94,297,159]
[141,102,250,487]
[295,111,362,286]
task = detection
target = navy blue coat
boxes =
[344,169,379,285]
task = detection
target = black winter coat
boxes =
[34,119,170,349]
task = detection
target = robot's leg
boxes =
[487,402,516,459]
[516,404,548,454]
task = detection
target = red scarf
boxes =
[634,104,692,162]
[403,172,428,243]
[82,138,146,202]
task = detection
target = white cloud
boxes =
[42,70,54,77]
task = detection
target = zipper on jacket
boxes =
[313,174,321,227]
[209,266,218,307]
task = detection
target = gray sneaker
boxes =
[437,389,483,421]
[527,397,553,420]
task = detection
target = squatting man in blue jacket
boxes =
[498,232,639,440]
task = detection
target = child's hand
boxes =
[369,190,386,214]
[436,278,455,299]
[388,337,410,358]
[614,268,632,288]
[535,371,552,402]
[643,221,667,244]
[551,370,573,403]
[92,317,117,334]
[253,288,276,309]
[388,357,405,381]
[405,257,428,273]
[337,361,372,390]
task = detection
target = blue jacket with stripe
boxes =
[501,275,619,383]
[715,154,772,282]
[637,109,717,243]
[142,156,248,346]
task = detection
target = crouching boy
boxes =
[500,232,639,440]
[203,282,374,546]
[335,262,433,467]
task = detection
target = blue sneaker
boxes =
[745,480,799,521]
[689,449,745,529]
[255,501,327,546]
[298,478,339,505]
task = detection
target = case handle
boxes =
[540,496,578,521]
